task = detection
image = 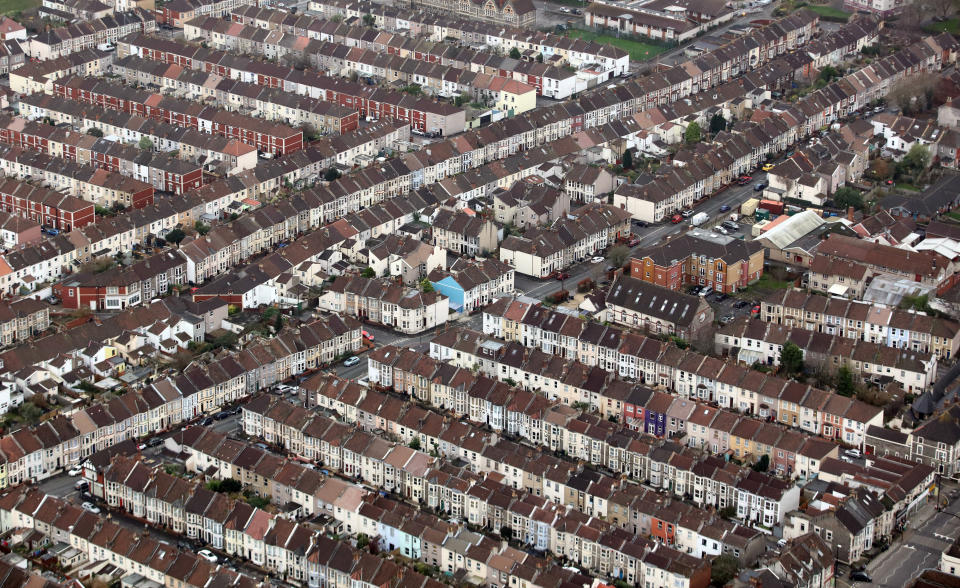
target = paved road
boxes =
[864,489,960,587]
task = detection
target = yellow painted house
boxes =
[485,78,537,117]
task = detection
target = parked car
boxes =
[214,411,230,420]
[850,571,872,583]
[721,313,735,324]
[715,226,729,235]
[688,285,702,295]
[82,502,100,514]
[714,293,729,302]
[751,305,761,315]
[198,550,218,563]
[845,448,862,458]
[722,221,739,231]
[559,6,569,12]
[670,214,684,224]
[681,209,694,218]
[200,417,214,427]
[74,480,88,491]
[735,300,751,309]
[762,163,774,171]
[627,238,640,247]
[719,205,731,212]
[362,330,374,341]
[548,270,570,280]
[343,356,361,367]
[68,465,83,476]
[754,182,768,192]
[590,256,605,263]
[147,437,164,447]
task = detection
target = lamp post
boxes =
[835,543,842,588]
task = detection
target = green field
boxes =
[564,30,670,61]
[797,3,851,21]
[925,18,960,34]
[0,0,37,15]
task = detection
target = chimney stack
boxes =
[847,206,854,222]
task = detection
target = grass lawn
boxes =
[564,30,670,61]
[925,18,960,34]
[738,273,796,298]
[0,0,37,15]
[895,183,920,192]
[946,212,960,222]
[796,3,850,21]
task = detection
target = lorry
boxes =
[691,212,709,226]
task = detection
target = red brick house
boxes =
[0,177,94,231]
[54,249,188,310]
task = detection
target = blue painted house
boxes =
[431,275,465,312]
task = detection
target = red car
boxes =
[628,238,640,247]
[751,305,761,314]
[670,214,684,224]
[362,330,374,341]
[548,270,570,280]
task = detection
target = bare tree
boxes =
[889,73,938,114]
[928,0,955,19]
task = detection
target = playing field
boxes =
[564,30,670,61]
[0,0,38,15]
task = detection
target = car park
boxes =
[343,356,361,367]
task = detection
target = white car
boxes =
[81,502,100,514]
[560,6,570,12]
[590,256,605,263]
[198,549,218,563]
[68,466,83,476]
[845,448,862,458]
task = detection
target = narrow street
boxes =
[865,486,960,587]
